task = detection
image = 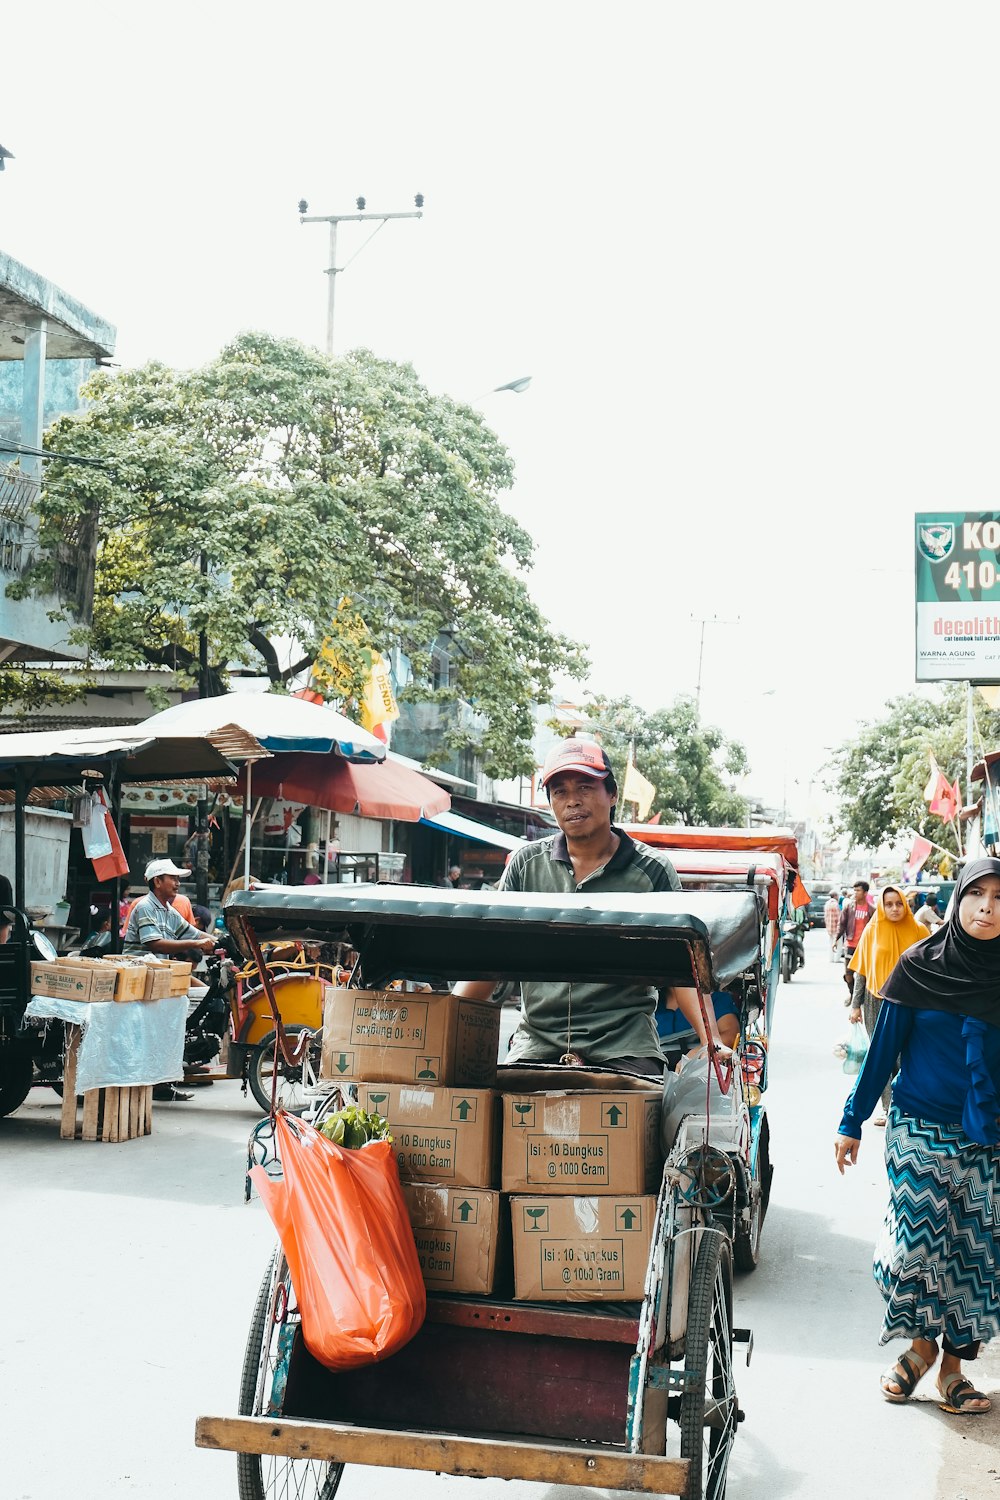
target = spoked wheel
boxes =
[680,1230,738,1500]
[237,1247,345,1500]
[248,1026,320,1114]
[734,1137,765,1274]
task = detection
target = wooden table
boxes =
[60,1024,153,1142]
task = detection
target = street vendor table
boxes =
[24,995,186,1142]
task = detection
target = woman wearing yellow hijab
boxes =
[849,886,926,1124]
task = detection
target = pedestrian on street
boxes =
[838,880,876,1000]
[824,890,842,960]
[846,885,926,1126]
[834,858,1000,1416]
[915,893,944,931]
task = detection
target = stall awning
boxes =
[239,754,451,822]
[421,809,525,852]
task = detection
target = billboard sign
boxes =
[915,512,1000,682]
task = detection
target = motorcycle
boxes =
[780,914,806,983]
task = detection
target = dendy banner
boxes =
[915,512,1000,682]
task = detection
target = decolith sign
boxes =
[915,512,1000,682]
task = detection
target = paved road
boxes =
[1,928,996,1499]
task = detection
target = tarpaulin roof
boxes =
[238,753,450,822]
[224,883,762,993]
[139,691,385,762]
[420,809,524,851]
[0,725,252,788]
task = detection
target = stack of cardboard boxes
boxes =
[501,1077,662,1301]
[321,988,663,1304]
[30,955,191,1003]
[321,987,503,1295]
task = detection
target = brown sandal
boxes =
[881,1347,934,1402]
[937,1374,991,1415]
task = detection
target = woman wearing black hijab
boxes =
[835,858,1000,1415]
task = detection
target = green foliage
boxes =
[23,333,585,777]
[827,685,1000,854]
[578,694,750,826]
[319,1105,392,1149]
[0,669,96,714]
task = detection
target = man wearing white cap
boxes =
[456,737,727,1072]
[123,860,218,1102]
[123,859,217,958]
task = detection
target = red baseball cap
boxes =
[540,737,613,787]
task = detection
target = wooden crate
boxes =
[59,1026,153,1143]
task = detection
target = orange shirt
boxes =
[121,891,194,936]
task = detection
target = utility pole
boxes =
[691,614,741,714]
[298,194,424,356]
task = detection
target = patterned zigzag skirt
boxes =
[874,1104,1000,1348]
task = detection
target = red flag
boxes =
[951,778,964,814]
[903,835,933,879]
[929,773,956,820]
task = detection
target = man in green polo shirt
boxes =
[456,737,726,1074]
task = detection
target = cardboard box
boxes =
[30,960,117,1003]
[113,956,173,1000]
[100,963,147,1002]
[402,1184,504,1294]
[501,1090,663,1195]
[510,1194,656,1302]
[142,961,172,1000]
[321,989,500,1087]
[355,1083,498,1188]
[168,961,193,996]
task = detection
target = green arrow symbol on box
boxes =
[455,1099,472,1120]
[606,1105,623,1126]
[456,1200,474,1221]
[619,1208,637,1229]
[335,1054,350,1074]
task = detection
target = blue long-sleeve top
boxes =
[839,1000,1000,1146]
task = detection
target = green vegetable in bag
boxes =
[319,1105,392,1149]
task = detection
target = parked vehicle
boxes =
[198,881,761,1500]
[780,914,806,983]
[0,906,59,1116]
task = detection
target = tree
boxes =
[16,333,585,776]
[578,694,750,825]
[827,685,1000,855]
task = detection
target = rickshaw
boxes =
[185,941,342,1112]
[620,823,809,1270]
[196,881,766,1500]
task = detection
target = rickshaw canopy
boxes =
[224,883,763,993]
[622,824,810,907]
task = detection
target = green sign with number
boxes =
[915,512,1000,682]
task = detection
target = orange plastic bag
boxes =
[250,1110,426,1370]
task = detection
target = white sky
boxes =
[3,2,994,817]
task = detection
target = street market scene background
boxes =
[2,4,1000,1500]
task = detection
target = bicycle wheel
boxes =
[248,1026,319,1114]
[680,1230,738,1500]
[237,1247,344,1500]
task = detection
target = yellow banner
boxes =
[623,761,656,821]
[359,653,399,733]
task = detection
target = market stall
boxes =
[0,724,262,1122]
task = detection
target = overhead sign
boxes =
[915,512,1000,681]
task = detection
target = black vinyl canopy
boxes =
[225,884,763,991]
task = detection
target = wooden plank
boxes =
[129,1087,140,1139]
[427,1294,641,1344]
[143,1086,153,1135]
[60,1026,80,1140]
[119,1087,132,1140]
[82,1089,101,1142]
[104,1087,120,1142]
[194,1416,689,1495]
